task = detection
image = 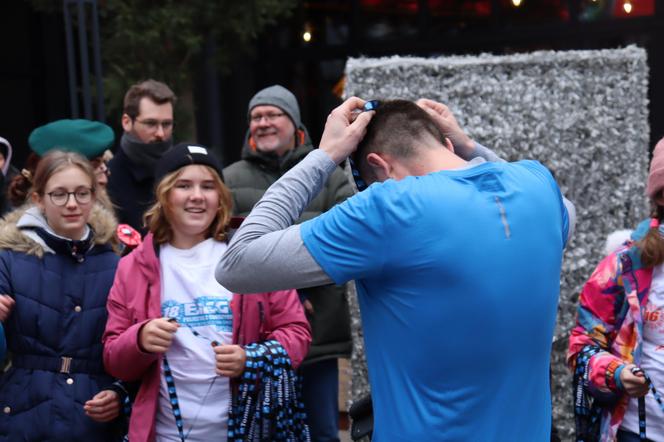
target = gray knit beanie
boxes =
[248,85,302,130]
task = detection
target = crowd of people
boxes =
[0,76,660,442]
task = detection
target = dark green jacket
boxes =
[223,139,352,364]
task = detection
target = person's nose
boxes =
[256,116,272,127]
[65,194,79,209]
[189,185,204,201]
[155,125,165,140]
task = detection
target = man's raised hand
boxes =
[416,98,475,158]
[319,97,375,164]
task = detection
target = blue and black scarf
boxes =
[228,340,310,441]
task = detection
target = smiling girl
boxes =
[102,143,311,442]
[0,150,123,440]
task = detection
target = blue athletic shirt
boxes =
[300,160,569,441]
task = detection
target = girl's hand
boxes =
[214,344,246,378]
[620,364,649,397]
[0,295,15,322]
[84,389,120,422]
[138,317,179,353]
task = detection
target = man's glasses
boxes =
[249,112,286,123]
[134,119,174,131]
[46,187,94,206]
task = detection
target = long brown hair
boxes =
[638,202,664,268]
[8,153,41,207]
[144,165,232,245]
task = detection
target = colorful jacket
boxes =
[567,225,651,441]
[102,233,311,442]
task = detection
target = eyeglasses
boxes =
[46,187,94,206]
[249,112,286,123]
[134,119,174,131]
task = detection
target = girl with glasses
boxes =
[8,119,139,255]
[102,143,311,442]
[0,150,126,440]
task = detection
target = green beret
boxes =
[28,119,114,159]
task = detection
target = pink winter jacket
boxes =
[102,233,311,442]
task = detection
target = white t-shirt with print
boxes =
[155,239,234,442]
[620,263,664,441]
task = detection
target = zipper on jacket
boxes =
[236,296,244,345]
[230,296,245,398]
[258,301,265,338]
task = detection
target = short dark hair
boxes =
[123,79,176,119]
[354,99,445,179]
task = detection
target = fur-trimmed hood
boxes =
[0,202,118,257]
[0,136,13,176]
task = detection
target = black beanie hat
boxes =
[155,143,223,183]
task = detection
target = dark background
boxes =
[1,0,662,168]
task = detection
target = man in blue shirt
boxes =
[217,97,575,441]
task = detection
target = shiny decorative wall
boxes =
[344,46,649,439]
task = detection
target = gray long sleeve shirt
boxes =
[215,144,576,294]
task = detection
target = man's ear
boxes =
[443,137,455,153]
[366,152,392,181]
[121,114,133,133]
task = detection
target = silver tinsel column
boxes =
[343,46,650,440]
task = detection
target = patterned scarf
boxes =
[228,340,310,441]
[120,132,172,168]
[573,345,603,442]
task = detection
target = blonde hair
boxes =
[31,150,96,197]
[144,165,232,245]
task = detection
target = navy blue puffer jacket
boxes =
[0,205,121,441]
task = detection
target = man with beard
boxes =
[107,79,176,234]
